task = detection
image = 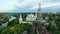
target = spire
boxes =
[38,3,41,11]
[20,14,22,18]
[19,14,23,23]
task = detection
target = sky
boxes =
[0,0,60,13]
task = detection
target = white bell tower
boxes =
[19,14,23,23]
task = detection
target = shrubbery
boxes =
[1,23,34,34]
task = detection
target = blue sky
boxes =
[0,0,60,13]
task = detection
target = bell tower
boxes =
[37,3,42,25]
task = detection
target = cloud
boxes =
[41,2,60,8]
[30,4,39,9]
[31,0,60,9]
[0,0,60,13]
[15,0,39,7]
[41,0,60,3]
[0,0,17,12]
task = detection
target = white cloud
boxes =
[41,2,60,8]
[31,1,60,9]
[15,0,39,7]
[0,0,60,12]
[31,4,39,9]
[0,0,17,12]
